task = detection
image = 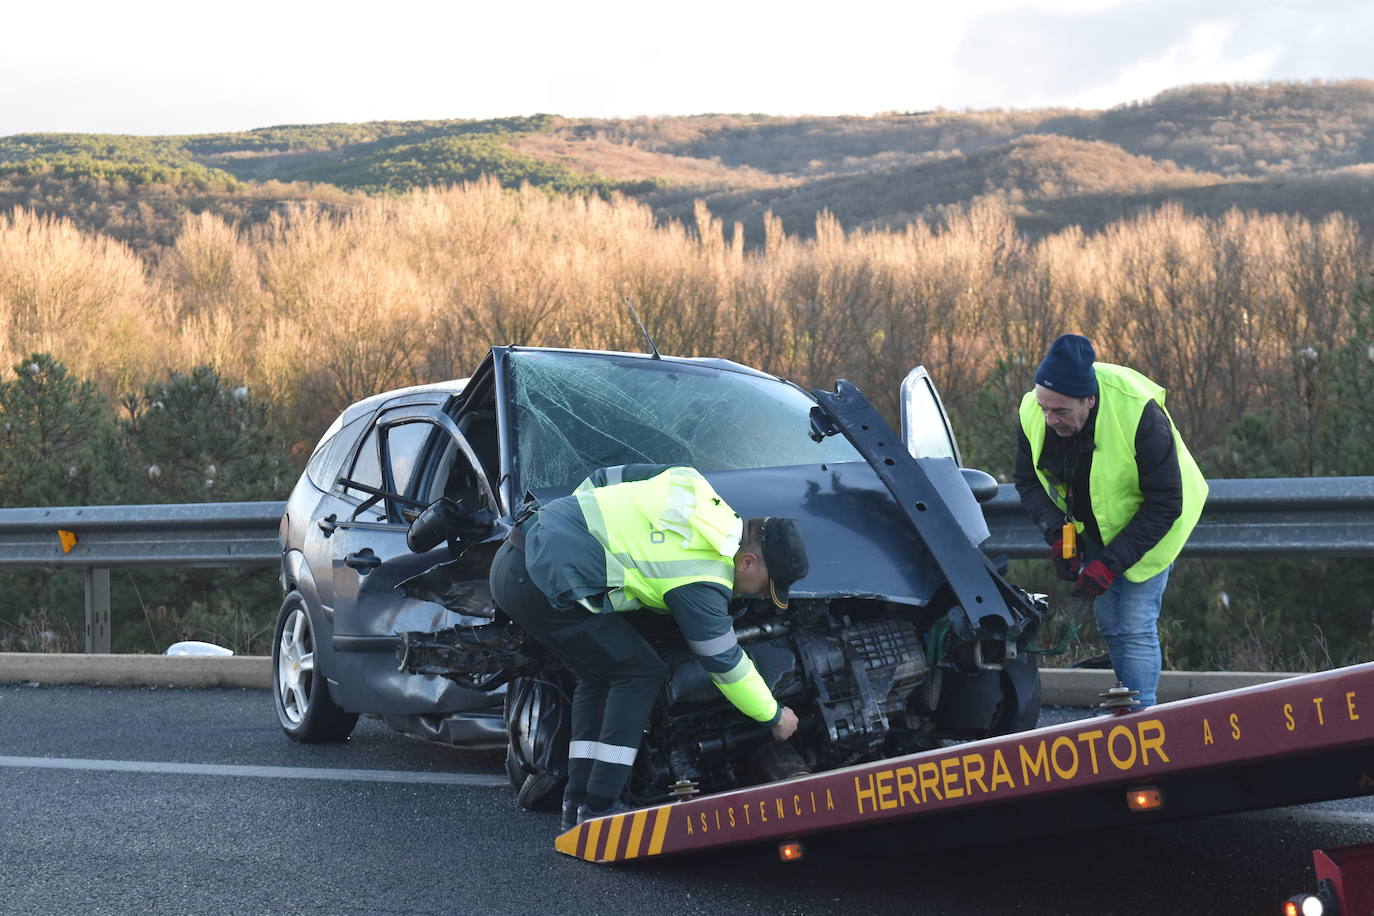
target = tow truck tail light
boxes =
[1285,888,1337,916]
[778,841,804,862]
[1125,786,1163,812]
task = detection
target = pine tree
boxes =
[120,365,291,503]
[0,353,126,507]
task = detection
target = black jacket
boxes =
[1013,400,1183,575]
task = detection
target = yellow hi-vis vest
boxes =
[573,467,780,723]
[573,466,740,612]
[1019,363,1208,582]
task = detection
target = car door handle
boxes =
[344,549,381,571]
[318,514,338,536]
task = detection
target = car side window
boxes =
[900,366,960,464]
[386,421,435,497]
[344,426,383,498]
[415,408,499,511]
[341,413,432,506]
[306,413,370,491]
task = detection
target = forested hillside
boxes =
[1,80,1372,667]
[3,80,1374,246]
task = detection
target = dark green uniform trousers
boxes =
[489,539,667,806]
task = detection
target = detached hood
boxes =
[703,460,990,607]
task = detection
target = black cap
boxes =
[758,517,808,609]
[1034,334,1099,398]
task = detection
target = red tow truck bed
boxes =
[557,662,1374,863]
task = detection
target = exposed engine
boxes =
[639,600,935,798]
[402,586,1045,807]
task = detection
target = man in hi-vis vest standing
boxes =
[489,464,808,831]
[1014,335,1207,709]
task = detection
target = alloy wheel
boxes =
[277,607,315,726]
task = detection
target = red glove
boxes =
[1071,560,1117,598]
[1049,536,1080,582]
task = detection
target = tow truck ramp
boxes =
[557,662,1374,864]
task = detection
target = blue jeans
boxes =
[1092,565,1171,708]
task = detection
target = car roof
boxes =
[324,378,468,438]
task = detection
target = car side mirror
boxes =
[960,467,1000,503]
[406,497,496,553]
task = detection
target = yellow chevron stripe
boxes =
[647,806,671,856]
[625,809,650,859]
[554,807,670,863]
[601,813,626,862]
[554,824,581,857]
[583,817,603,861]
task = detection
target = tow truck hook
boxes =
[1098,682,1141,715]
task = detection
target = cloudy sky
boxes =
[2,0,1370,136]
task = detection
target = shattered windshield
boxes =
[508,351,864,490]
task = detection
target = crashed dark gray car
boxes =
[275,346,1045,808]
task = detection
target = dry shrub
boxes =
[1066,204,1366,442]
[160,211,271,382]
[0,208,165,392]
[3,181,1369,464]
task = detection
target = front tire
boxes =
[272,592,358,742]
[504,676,569,811]
[504,744,525,791]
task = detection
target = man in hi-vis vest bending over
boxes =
[1014,335,1207,709]
[489,464,808,831]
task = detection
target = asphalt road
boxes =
[3,686,1371,915]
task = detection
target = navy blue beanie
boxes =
[1034,334,1098,398]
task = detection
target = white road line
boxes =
[0,755,508,787]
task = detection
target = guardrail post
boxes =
[84,567,111,654]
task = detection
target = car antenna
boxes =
[623,296,662,359]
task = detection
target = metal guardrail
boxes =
[982,477,1374,559]
[2,477,1372,652]
[0,502,286,569]
[0,501,284,653]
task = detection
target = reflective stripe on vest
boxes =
[708,655,781,723]
[687,631,739,658]
[573,467,738,612]
[1019,362,1208,582]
